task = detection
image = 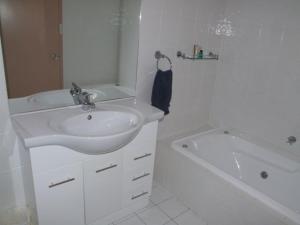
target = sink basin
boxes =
[48,106,144,154]
[56,111,138,137]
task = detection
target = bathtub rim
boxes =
[172,128,300,166]
[171,129,300,225]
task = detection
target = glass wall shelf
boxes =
[177,51,219,60]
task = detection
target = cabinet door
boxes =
[33,164,84,225]
[84,150,123,224]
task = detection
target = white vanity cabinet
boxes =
[26,121,158,225]
[32,163,85,225]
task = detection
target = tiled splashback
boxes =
[136,0,225,139]
[211,0,300,154]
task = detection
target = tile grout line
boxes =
[113,185,193,225]
[157,202,190,225]
[134,212,147,225]
[136,198,174,225]
[167,208,191,225]
[150,194,174,206]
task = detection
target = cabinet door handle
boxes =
[49,178,75,188]
[134,153,152,161]
[131,191,149,200]
[96,164,117,173]
[132,173,151,181]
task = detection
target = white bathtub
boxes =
[155,129,300,225]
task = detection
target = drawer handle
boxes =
[132,173,151,181]
[131,191,149,200]
[96,164,117,173]
[49,178,75,188]
[134,153,152,161]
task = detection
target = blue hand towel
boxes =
[151,69,172,115]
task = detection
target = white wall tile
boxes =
[136,0,224,139]
[0,168,25,211]
[0,35,26,212]
[0,37,10,135]
[210,0,300,155]
[0,132,22,173]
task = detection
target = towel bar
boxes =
[155,51,172,70]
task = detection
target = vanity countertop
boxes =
[11,99,164,150]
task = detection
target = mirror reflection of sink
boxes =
[27,89,105,107]
[47,106,144,154]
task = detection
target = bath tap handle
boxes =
[286,136,296,145]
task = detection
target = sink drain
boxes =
[87,115,92,120]
[260,171,268,179]
[182,144,188,148]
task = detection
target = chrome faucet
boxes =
[70,82,82,105]
[81,92,96,111]
[70,82,96,111]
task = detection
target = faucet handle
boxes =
[70,82,82,95]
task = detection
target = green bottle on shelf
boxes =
[197,47,203,59]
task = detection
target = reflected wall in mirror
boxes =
[0,0,141,113]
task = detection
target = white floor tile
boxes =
[138,206,170,225]
[158,198,188,219]
[175,210,207,225]
[150,185,173,204]
[113,213,135,224]
[115,215,144,225]
[135,201,155,213]
[164,221,177,225]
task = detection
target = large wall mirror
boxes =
[0,0,141,113]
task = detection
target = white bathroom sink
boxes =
[12,104,146,155]
[46,107,144,154]
[53,111,138,137]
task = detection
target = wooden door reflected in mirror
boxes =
[0,0,63,98]
[0,0,140,114]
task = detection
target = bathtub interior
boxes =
[171,129,300,220]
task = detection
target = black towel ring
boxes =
[155,51,172,70]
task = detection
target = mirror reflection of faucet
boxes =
[70,82,96,111]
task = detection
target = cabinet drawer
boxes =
[33,164,84,225]
[125,151,155,169]
[123,122,158,170]
[123,184,152,207]
[124,169,153,192]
